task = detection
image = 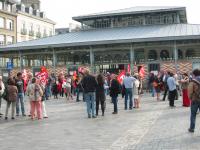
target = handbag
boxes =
[2,87,8,101]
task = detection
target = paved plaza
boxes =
[0,94,200,150]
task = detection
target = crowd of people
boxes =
[0,67,200,134]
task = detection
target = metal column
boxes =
[130,43,135,74]
[52,48,57,74]
[90,47,95,73]
[173,41,178,72]
[19,51,23,72]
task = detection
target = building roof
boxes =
[73,6,186,21]
[1,23,200,51]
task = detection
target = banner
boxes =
[117,70,125,84]
[139,66,145,78]
[35,66,48,86]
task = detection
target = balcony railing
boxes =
[21,28,27,35]
[36,32,41,38]
[28,30,34,36]
[43,33,47,37]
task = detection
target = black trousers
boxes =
[168,90,176,106]
[96,98,105,115]
[162,84,168,101]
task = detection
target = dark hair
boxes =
[32,78,36,83]
[9,78,15,85]
[169,72,174,77]
[193,69,200,77]
[183,73,188,77]
[97,74,104,85]
[17,72,22,77]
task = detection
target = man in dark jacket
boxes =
[82,69,97,118]
[188,69,200,133]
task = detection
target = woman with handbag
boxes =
[5,79,18,120]
[27,78,43,120]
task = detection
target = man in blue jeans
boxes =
[123,72,135,110]
[188,69,200,133]
[82,69,97,118]
[15,72,26,116]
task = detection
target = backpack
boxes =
[192,79,200,101]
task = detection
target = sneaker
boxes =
[11,117,15,120]
[188,128,194,133]
[43,116,48,119]
[22,114,26,117]
[88,114,91,118]
[5,117,8,120]
[0,113,3,116]
[16,114,19,117]
[92,116,97,118]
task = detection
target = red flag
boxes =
[139,66,145,78]
[117,70,125,84]
[127,64,130,72]
[36,66,48,85]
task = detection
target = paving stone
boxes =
[0,94,199,150]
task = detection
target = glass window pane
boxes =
[0,17,4,28]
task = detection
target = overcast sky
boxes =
[40,0,200,28]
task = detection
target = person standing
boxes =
[153,75,162,101]
[82,69,97,118]
[0,76,5,117]
[5,79,18,120]
[110,74,121,114]
[162,72,169,101]
[15,72,26,116]
[133,74,141,108]
[188,69,200,133]
[63,76,73,101]
[52,79,58,99]
[39,81,48,119]
[180,73,190,107]
[123,72,135,110]
[27,78,43,120]
[96,74,106,116]
[167,72,177,107]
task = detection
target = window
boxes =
[160,50,170,60]
[0,1,3,10]
[149,64,160,72]
[135,49,145,62]
[49,29,52,36]
[148,50,157,60]
[7,36,13,45]
[0,17,4,28]
[43,28,47,37]
[36,25,40,32]
[6,19,13,30]
[7,4,11,12]
[0,35,5,46]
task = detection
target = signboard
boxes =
[7,62,13,70]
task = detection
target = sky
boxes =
[40,0,200,28]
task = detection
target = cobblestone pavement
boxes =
[0,94,199,150]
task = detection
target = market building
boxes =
[0,6,200,77]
